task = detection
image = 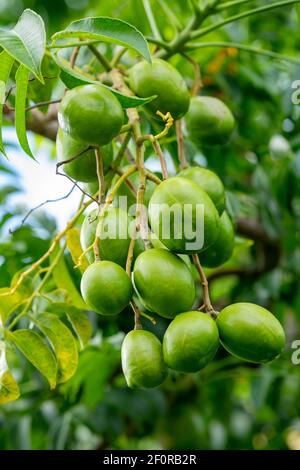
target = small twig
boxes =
[175,120,188,169]
[151,139,169,179]
[26,99,61,112]
[95,147,105,205]
[126,238,136,276]
[181,52,202,96]
[140,311,157,325]
[88,44,112,71]
[9,184,76,234]
[145,170,162,185]
[111,47,128,68]
[192,254,218,318]
[56,150,99,203]
[70,45,80,68]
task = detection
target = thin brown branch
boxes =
[176,119,188,169]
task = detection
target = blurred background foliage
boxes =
[0,0,300,450]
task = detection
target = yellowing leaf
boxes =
[0,341,20,404]
[67,308,92,349]
[8,329,57,389]
[67,228,89,274]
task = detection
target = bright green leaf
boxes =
[33,313,78,384]
[0,50,14,157]
[66,308,92,349]
[52,16,151,63]
[8,329,57,389]
[0,341,20,404]
[0,9,46,81]
[51,245,87,310]
[15,64,35,159]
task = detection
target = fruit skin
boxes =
[200,211,234,268]
[129,59,190,120]
[80,208,143,266]
[122,330,167,389]
[163,311,219,372]
[217,303,286,363]
[185,96,235,146]
[80,261,132,316]
[179,166,226,215]
[58,84,123,146]
[56,128,113,182]
[148,176,220,254]
[133,248,195,319]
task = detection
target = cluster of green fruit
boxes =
[56,58,285,389]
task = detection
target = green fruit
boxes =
[179,166,226,215]
[148,176,220,254]
[217,303,286,363]
[186,96,235,146]
[58,84,123,146]
[200,211,234,268]
[80,261,132,315]
[133,248,195,319]
[129,59,190,120]
[56,128,113,182]
[122,330,167,388]
[163,311,219,372]
[80,208,143,266]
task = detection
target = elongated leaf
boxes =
[67,228,89,274]
[0,50,14,157]
[8,329,57,389]
[0,341,20,404]
[33,313,78,384]
[0,9,46,81]
[0,288,24,325]
[52,16,151,63]
[15,64,34,159]
[51,245,87,310]
[66,308,92,349]
[58,63,156,108]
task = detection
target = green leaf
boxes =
[0,9,46,81]
[66,228,89,274]
[51,245,87,310]
[33,313,78,384]
[0,288,23,325]
[15,64,34,159]
[0,50,14,157]
[0,341,20,404]
[52,16,151,63]
[8,329,57,389]
[66,308,92,349]
[58,62,156,108]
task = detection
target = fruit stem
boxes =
[131,300,143,330]
[175,120,189,169]
[180,52,202,96]
[151,139,169,179]
[95,147,105,205]
[192,254,218,318]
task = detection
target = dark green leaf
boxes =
[52,16,151,62]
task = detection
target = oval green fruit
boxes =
[56,128,113,182]
[217,302,286,363]
[179,166,226,215]
[200,211,234,268]
[80,261,132,315]
[186,96,235,146]
[80,207,143,266]
[163,311,219,372]
[129,59,190,120]
[133,248,195,319]
[122,330,167,389]
[58,84,123,146]
[148,176,220,253]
